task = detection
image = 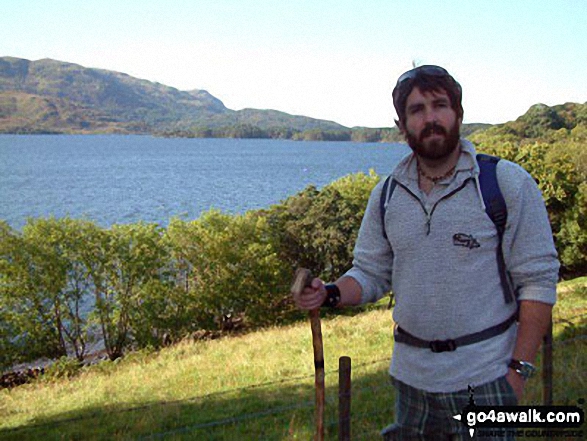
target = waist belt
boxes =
[394,313,517,353]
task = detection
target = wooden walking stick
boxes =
[291,268,325,441]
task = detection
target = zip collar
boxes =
[390,138,485,210]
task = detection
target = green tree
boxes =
[24,218,108,361]
[266,171,378,282]
[95,223,170,359]
[557,182,587,275]
[167,212,291,333]
[0,218,100,368]
[1,221,64,369]
[472,124,586,277]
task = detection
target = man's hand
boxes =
[293,278,327,311]
[506,368,525,403]
[292,274,363,310]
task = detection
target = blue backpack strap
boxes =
[476,153,515,304]
[379,175,397,241]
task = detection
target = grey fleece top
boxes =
[344,139,559,392]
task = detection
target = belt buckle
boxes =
[429,339,457,353]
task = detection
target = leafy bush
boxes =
[43,356,83,380]
[166,211,293,332]
[472,118,587,277]
[265,171,379,282]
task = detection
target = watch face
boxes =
[520,366,531,378]
[519,361,536,379]
[510,359,536,379]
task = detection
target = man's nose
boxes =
[423,107,438,124]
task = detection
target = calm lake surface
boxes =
[0,135,410,229]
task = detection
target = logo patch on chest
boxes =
[453,233,480,249]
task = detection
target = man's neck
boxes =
[416,146,461,194]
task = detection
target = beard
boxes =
[405,121,461,161]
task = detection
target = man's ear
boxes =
[395,119,405,135]
[457,116,463,129]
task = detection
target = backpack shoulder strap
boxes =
[477,154,507,232]
[476,153,515,304]
[379,175,397,241]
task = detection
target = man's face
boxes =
[402,87,461,161]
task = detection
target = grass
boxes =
[0,280,585,441]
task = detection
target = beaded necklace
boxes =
[417,162,457,184]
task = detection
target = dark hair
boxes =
[392,65,463,128]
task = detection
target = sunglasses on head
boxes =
[396,65,452,86]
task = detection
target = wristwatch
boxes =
[508,359,537,380]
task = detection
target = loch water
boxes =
[0,135,410,229]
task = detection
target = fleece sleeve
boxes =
[343,180,394,304]
[499,161,560,305]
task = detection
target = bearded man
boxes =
[293,65,559,440]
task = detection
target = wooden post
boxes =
[339,356,351,441]
[542,319,553,405]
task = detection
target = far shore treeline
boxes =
[1,102,586,372]
[161,125,400,142]
[158,123,490,143]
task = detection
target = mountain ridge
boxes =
[0,56,346,134]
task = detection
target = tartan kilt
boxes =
[381,375,518,441]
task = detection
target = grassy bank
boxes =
[0,279,585,440]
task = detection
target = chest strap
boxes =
[394,313,517,353]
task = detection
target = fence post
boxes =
[542,319,553,405]
[339,356,351,441]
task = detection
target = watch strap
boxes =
[322,284,341,308]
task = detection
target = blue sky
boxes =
[1,0,586,128]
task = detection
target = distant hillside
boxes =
[472,102,587,141]
[0,57,346,134]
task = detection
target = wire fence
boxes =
[137,357,395,441]
[139,327,587,440]
[2,318,585,440]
